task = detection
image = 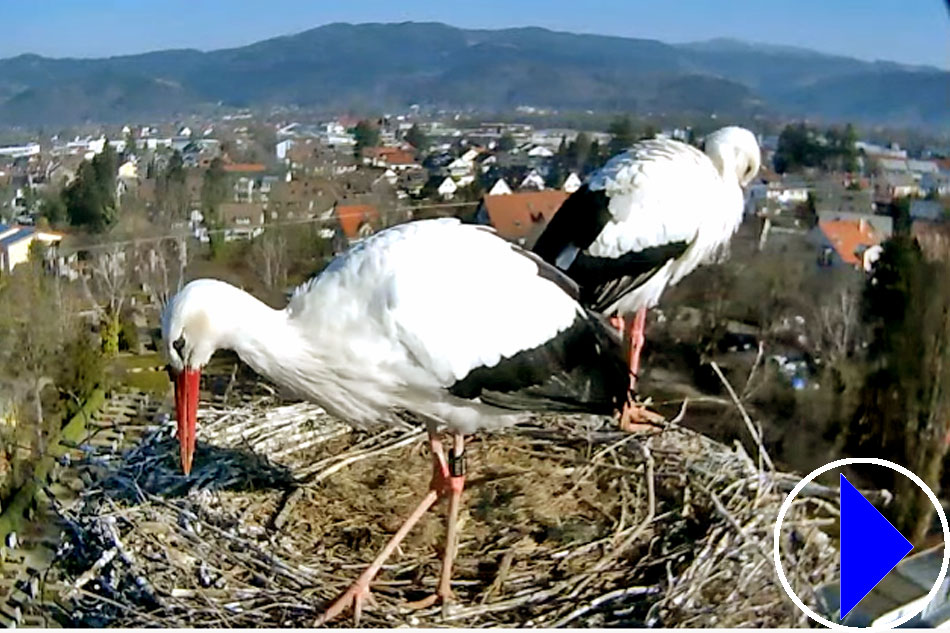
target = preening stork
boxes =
[162,218,629,624]
[532,126,761,429]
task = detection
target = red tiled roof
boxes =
[222,163,267,173]
[335,203,379,239]
[818,219,881,266]
[362,146,418,167]
[480,190,569,244]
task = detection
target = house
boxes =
[397,169,428,197]
[877,171,920,200]
[118,159,138,179]
[437,177,458,200]
[361,147,420,171]
[276,139,296,161]
[809,218,882,270]
[817,210,893,239]
[562,172,582,194]
[488,178,512,196]
[222,163,267,175]
[475,190,569,247]
[910,200,946,223]
[0,143,40,159]
[921,172,950,197]
[447,157,473,179]
[519,169,546,191]
[0,224,63,273]
[527,145,554,158]
[217,202,265,240]
[907,159,939,177]
[333,203,379,241]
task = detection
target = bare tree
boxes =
[134,236,191,313]
[81,245,132,355]
[250,227,288,290]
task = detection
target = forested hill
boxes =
[0,22,947,128]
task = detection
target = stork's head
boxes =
[703,126,761,188]
[162,279,240,475]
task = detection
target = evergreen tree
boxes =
[353,120,380,156]
[850,236,950,542]
[404,124,428,153]
[608,116,635,156]
[201,157,228,227]
[497,133,516,152]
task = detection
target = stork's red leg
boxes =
[316,430,450,626]
[618,308,664,431]
[405,432,466,615]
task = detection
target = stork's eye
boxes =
[173,337,186,359]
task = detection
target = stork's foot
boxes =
[619,400,665,433]
[404,588,456,618]
[316,581,378,627]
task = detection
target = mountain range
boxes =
[0,22,947,129]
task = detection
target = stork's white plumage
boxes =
[532,126,761,427]
[161,218,629,623]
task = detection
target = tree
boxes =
[65,161,112,231]
[250,226,289,290]
[497,133,516,152]
[585,140,605,173]
[570,132,592,173]
[608,116,635,156]
[353,120,380,155]
[201,157,228,227]
[81,245,132,356]
[38,190,66,225]
[156,150,189,224]
[124,130,137,158]
[404,124,428,153]
[849,236,950,542]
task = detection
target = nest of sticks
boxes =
[38,390,840,627]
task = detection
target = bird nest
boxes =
[39,394,839,627]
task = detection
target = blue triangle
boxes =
[840,474,914,619]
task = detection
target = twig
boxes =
[552,585,661,627]
[709,361,775,472]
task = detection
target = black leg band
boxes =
[449,449,466,477]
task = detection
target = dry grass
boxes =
[32,389,842,628]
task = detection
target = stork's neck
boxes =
[705,143,736,182]
[210,287,309,381]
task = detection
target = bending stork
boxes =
[162,218,629,624]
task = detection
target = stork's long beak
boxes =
[174,368,201,475]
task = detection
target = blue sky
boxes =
[1,0,948,68]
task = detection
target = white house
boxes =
[519,169,545,191]
[447,157,473,179]
[276,139,296,161]
[489,178,512,195]
[178,126,193,138]
[562,172,582,193]
[0,143,40,158]
[118,159,138,179]
[528,145,554,158]
[0,224,63,274]
[438,177,458,200]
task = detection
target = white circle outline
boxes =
[773,458,950,629]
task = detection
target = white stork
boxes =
[532,126,761,429]
[162,218,629,624]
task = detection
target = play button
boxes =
[839,474,913,619]
[773,457,950,629]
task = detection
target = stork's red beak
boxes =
[174,368,200,475]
